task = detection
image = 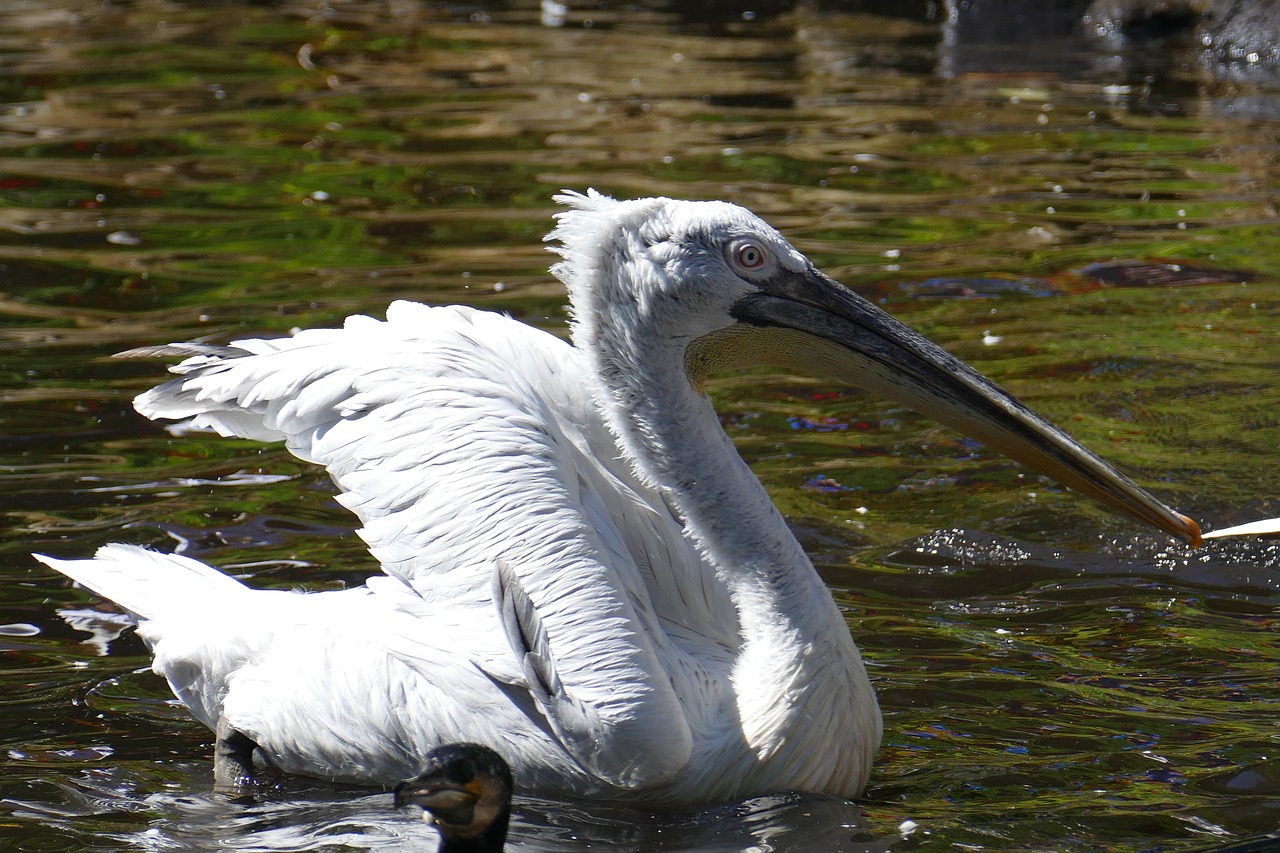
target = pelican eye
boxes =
[728,240,770,273]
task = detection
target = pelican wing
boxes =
[131,300,734,787]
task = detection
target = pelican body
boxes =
[37,191,1199,803]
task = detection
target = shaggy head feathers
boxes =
[545,189,807,351]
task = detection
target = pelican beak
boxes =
[728,265,1201,546]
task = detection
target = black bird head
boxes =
[395,743,513,853]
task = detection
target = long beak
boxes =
[730,265,1201,546]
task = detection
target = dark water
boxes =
[1,1,1278,850]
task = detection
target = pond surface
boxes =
[1,1,1278,850]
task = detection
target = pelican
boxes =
[36,190,1201,803]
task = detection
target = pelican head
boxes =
[549,189,1200,546]
[394,743,513,852]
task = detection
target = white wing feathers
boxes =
[129,300,730,788]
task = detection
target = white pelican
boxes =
[37,190,1201,803]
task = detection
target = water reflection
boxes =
[1,0,1278,851]
[9,764,884,852]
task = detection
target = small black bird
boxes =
[394,743,513,853]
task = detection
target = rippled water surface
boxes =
[2,1,1279,850]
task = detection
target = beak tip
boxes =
[1176,513,1202,548]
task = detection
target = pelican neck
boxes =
[592,342,846,628]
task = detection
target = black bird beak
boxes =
[394,778,481,826]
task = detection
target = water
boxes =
[1,1,1278,850]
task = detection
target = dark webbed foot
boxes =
[213,717,267,790]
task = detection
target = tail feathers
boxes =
[35,544,248,621]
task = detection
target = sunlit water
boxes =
[1,1,1278,850]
